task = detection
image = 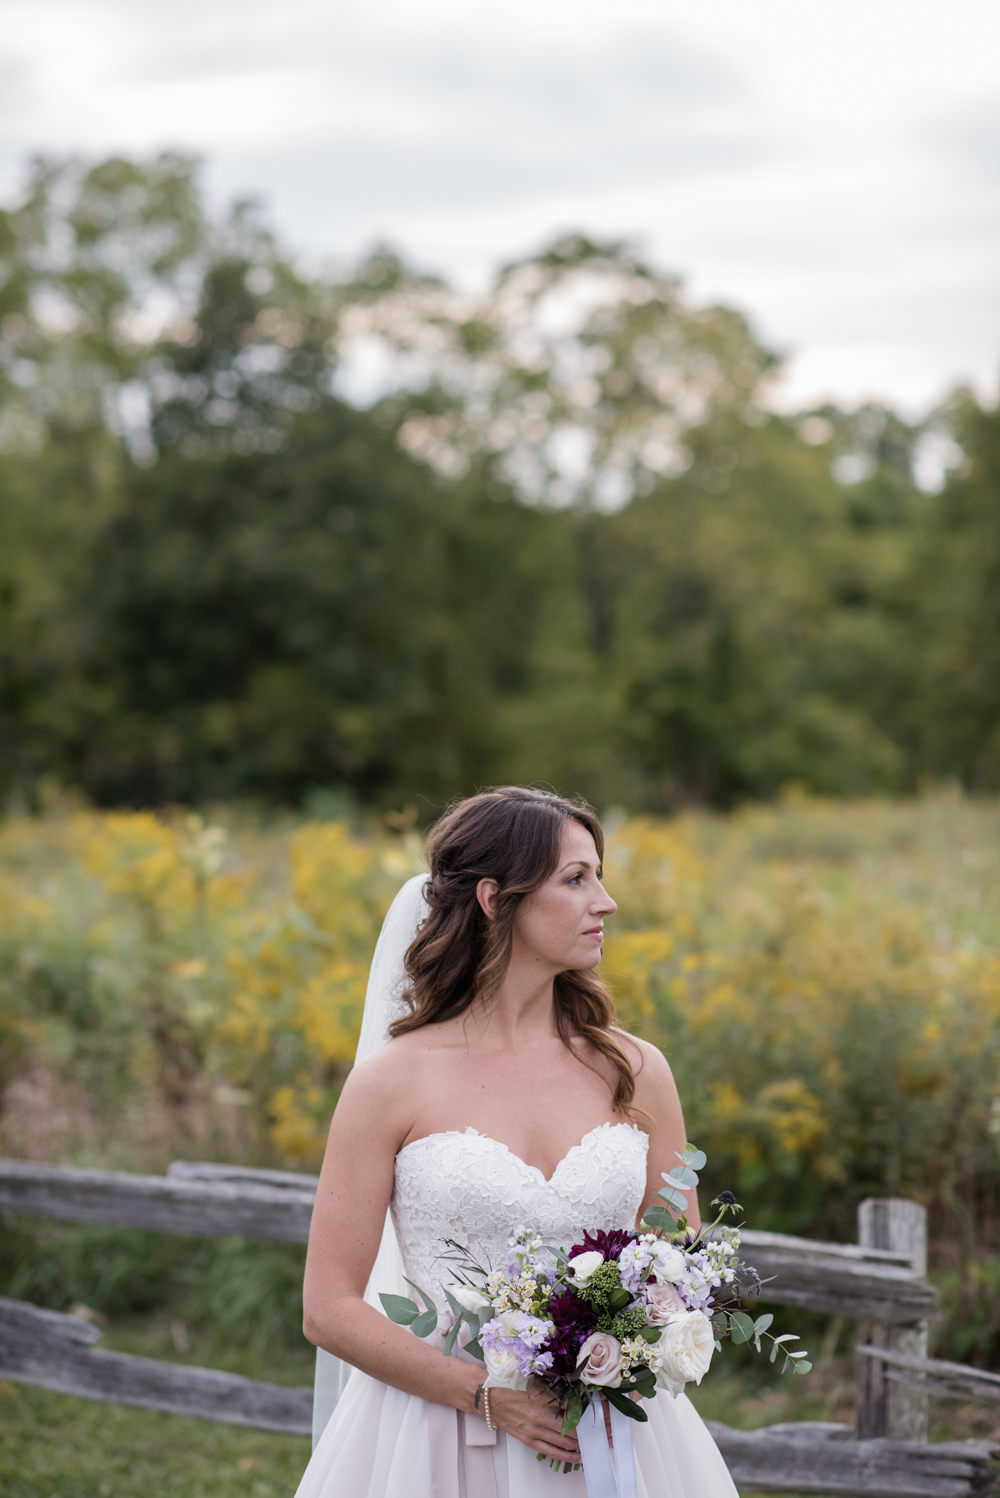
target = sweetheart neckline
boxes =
[395,1120,647,1186]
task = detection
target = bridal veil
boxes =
[311,872,429,1445]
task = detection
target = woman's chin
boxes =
[562,946,604,972]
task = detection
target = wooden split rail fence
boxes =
[0,1157,996,1497]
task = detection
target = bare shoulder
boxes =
[617,1032,684,1117]
[618,1031,674,1084]
[334,1031,430,1132]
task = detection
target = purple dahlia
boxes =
[568,1228,637,1262]
[545,1289,598,1380]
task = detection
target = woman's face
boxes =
[510,819,617,975]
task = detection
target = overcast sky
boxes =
[2,0,998,413]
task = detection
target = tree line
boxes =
[0,153,997,814]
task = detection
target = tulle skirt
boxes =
[293,1370,739,1498]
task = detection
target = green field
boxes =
[5,790,1000,1488]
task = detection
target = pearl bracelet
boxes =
[482,1385,496,1432]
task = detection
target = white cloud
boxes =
[0,0,997,411]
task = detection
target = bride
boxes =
[295,786,738,1497]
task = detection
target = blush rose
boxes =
[645,1281,686,1324]
[576,1331,624,1388]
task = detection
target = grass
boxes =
[0,1382,311,1498]
[4,1350,998,1498]
[0,1222,316,1496]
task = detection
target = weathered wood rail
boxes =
[1,1157,996,1498]
[707,1422,999,1498]
[0,1157,316,1243]
[0,1296,312,1434]
[0,1158,939,1322]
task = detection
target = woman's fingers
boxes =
[536,1443,581,1462]
[486,1384,583,1461]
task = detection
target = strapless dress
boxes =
[294,1123,739,1497]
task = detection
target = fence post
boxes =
[856,1198,928,1441]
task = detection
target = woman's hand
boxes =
[487,1380,583,1463]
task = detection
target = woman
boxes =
[295,787,738,1497]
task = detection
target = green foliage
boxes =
[5,152,999,812]
[0,1218,306,1358]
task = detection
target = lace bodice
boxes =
[390,1122,649,1306]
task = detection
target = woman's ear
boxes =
[476,878,499,920]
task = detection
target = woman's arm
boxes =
[628,1038,702,1233]
[301,1047,583,1462]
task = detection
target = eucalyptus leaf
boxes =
[405,1277,439,1317]
[464,1336,486,1361]
[410,1308,438,1338]
[753,1314,773,1334]
[642,1204,678,1229]
[443,1287,463,1319]
[681,1148,707,1170]
[658,1186,690,1211]
[666,1166,699,1189]
[442,1320,461,1356]
[380,1293,419,1325]
[729,1311,755,1345]
[794,1360,813,1375]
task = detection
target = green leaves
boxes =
[561,1393,584,1436]
[640,1204,678,1231]
[378,1290,438,1339]
[656,1145,705,1214]
[405,1277,439,1317]
[751,1313,773,1352]
[442,1319,462,1356]
[379,1293,420,1325]
[717,1309,811,1376]
[728,1311,756,1345]
[604,1388,649,1422]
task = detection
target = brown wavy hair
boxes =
[389,787,642,1119]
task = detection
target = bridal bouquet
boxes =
[383,1146,809,1471]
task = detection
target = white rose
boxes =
[447,1283,490,1313]
[652,1244,687,1283]
[483,1345,529,1390]
[576,1331,624,1388]
[567,1251,604,1286]
[656,1312,714,1397]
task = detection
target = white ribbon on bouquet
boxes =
[577,1396,638,1498]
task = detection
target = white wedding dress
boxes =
[294,1118,740,1498]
